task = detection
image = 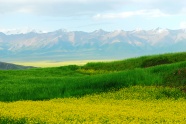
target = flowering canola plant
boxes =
[0,87,186,123]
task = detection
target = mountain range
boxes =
[0,28,186,62]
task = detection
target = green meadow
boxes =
[0,52,186,102]
[1,52,186,123]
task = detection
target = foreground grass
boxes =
[0,86,186,124]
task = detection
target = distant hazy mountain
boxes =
[0,61,35,70]
[0,28,186,62]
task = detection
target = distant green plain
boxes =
[14,60,113,67]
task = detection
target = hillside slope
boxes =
[0,52,186,101]
[82,52,186,71]
[0,61,35,70]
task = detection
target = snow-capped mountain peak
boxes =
[0,28,46,35]
[153,28,169,33]
[0,28,186,62]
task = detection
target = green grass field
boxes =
[0,52,186,123]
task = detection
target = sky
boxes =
[0,0,186,33]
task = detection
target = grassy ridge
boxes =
[82,52,186,71]
[0,52,186,102]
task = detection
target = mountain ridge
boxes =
[0,61,35,70]
[0,28,186,62]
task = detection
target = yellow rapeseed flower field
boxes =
[0,87,186,123]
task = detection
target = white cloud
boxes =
[0,0,186,31]
[180,22,186,29]
[93,12,134,19]
[181,8,186,13]
[0,0,122,16]
[0,0,185,17]
[93,9,170,20]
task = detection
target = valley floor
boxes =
[14,60,113,67]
